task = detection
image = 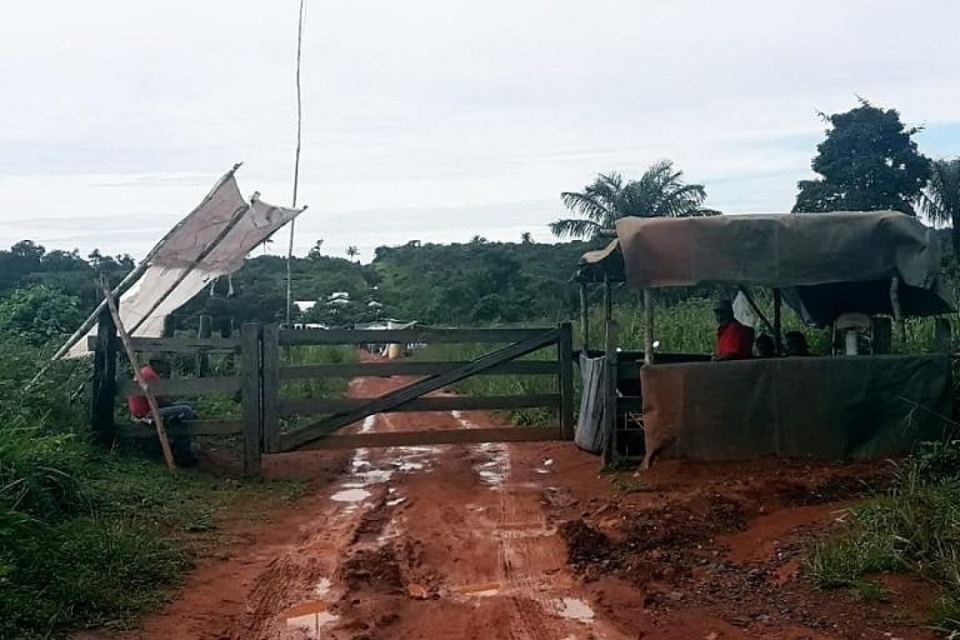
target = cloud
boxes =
[1,0,958,260]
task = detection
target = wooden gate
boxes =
[255,324,575,456]
[93,320,574,475]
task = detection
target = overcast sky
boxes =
[2,0,959,262]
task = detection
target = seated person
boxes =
[755,333,776,358]
[785,331,811,357]
[714,299,755,360]
[127,358,196,422]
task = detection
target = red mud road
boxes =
[106,374,938,640]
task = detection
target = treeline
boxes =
[0,236,609,343]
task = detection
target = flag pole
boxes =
[285,0,306,325]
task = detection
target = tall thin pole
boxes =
[285,0,307,325]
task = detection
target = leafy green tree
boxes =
[308,239,325,259]
[0,285,86,346]
[919,158,960,255]
[793,100,930,215]
[346,246,359,262]
[550,160,712,240]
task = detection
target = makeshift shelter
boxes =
[54,166,304,360]
[574,211,956,465]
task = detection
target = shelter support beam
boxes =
[890,276,906,350]
[773,289,783,355]
[602,320,619,468]
[579,282,589,352]
[643,289,655,366]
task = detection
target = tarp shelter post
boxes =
[890,276,906,349]
[773,289,783,355]
[602,320,619,468]
[48,163,243,363]
[126,203,252,337]
[579,282,589,351]
[602,272,612,324]
[643,289,654,366]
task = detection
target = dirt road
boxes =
[111,374,938,640]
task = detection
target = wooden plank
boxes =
[558,322,575,441]
[117,376,240,397]
[290,426,563,451]
[261,324,281,453]
[240,323,262,476]
[87,335,241,353]
[279,360,558,379]
[278,327,553,346]
[278,394,560,416]
[280,329,561,450]
[118,420,244,438]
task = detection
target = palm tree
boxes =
[919,158,960,256]
[346,246,359,262]
[550,160,712,240]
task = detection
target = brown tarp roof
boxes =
[615,211,940,289]
[579,212,953,323]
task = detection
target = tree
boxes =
[308,239,325,259]
[919,158,960,255]
[793,100,930,215]
[550,160,711,240]
[521,232,533,244]
[0,285,85,346]
[346,246,359,262]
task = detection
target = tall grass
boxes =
[804,441,960,634]
[0,338,300,639]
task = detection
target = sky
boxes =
[1,0,959,263]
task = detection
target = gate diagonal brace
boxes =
[279,329,561,451]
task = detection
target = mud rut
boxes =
[231,375,628,640]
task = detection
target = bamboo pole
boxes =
[285,0,307,325]
[101,281,176,470]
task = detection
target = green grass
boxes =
[0,337,303,639]
[803,441,960,634]
[411,341,560,426]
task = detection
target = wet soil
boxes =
[85,369,939,640]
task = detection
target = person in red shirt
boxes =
[713,299,755,360]
[127,359,196,421]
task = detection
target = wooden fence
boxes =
[92,320,575,475]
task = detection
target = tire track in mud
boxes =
[119,371,624,640]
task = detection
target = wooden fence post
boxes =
[602,320,619,468]
[90,302,118,446]
[558,322,575,440]
[262,324,281,453]
[241,323,262,476]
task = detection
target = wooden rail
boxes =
[117,419,244,438]
[288,426,563,451]
[278,327,551,346]
[278,394,560,417]
[279,360,558,379]
[88,335,240,353]
[117,376,240,396]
